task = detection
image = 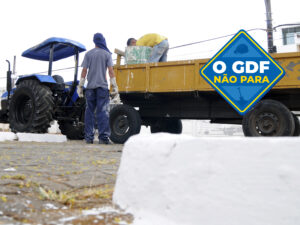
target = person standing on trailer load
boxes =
[78,33,119,145]
[127,33,169,62]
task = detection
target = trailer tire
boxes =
[150,118,182,134]
[242,99,295,136]
[292,113,300,136]
[9,80,54,133]
[109,104,141,144]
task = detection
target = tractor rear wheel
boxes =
[9,80,54,133]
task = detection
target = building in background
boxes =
[275,25,300,53]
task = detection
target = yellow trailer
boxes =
[109,50,300,143]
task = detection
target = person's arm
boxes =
[78,68,87,98]
[108,66,115,78]
[108,66,120,104]
[109,66,118,93]
[81,67,88,79]
[78,53,89,98]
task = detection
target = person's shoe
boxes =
[85,140,93,144]
[99,139,113,145]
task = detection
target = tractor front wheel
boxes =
[58,121,85,140]
[58,98,85,140]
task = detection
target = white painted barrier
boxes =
[113,134,300,225]
[17,133,67,142]
[0,132,66,142]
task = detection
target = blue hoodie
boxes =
[93,33,111,54]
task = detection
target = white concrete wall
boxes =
[114,134,300,225]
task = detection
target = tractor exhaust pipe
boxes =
[5,60,12,101]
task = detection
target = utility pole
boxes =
[264,0,276,53]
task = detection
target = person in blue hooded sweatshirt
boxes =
[78,33,119,144]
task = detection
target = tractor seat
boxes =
[52,75,65,91]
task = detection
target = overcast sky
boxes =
[0,0,299,86]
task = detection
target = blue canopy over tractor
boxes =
[22,37,86,61]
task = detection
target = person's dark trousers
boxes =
[84,87,111,143]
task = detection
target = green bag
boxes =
[125,46,152,64]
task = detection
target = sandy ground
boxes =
[0,140,133,225]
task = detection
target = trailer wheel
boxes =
[109,104,141,144]
[292,113,300,136]
[9,80,54,133]
[150,118,182,134]
[242,99,295,136]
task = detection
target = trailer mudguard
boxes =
[16,74,57,85]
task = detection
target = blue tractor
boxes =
[0,37,87,139]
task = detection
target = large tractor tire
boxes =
[109,104,141,144]
[9,80,54,133]
[242,99,295,136]
[150,118,182,134]
[58,99,85,140]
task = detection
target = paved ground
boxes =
[0,140,133,225]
